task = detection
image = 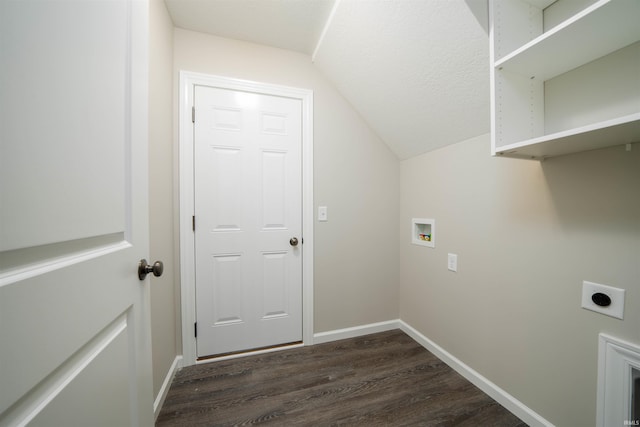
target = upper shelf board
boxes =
[494,0,640,81]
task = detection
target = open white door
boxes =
[0,0,153,425]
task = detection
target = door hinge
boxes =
[192,106,195,123]
[194,322,197,338]
[192,215,195,231]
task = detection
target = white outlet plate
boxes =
[581,281,625,320]
[447,253,457,272]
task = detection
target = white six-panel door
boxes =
[0,0,152,425]
[194,86,303,358]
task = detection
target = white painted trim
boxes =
[153,355,183,420]
[1,314,129,426]
[301,81,315,347]
[398,320,553,427]
[313,320,400,344]
[178,71,314,366]
[0,240,131,287]
[597,333,640,427]
[178,71,197,366]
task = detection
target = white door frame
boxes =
[178,71,314,366]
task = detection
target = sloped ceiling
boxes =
[165,0,335,55]
[164,0,490,160]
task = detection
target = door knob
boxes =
[289,237,299,247]
[138,259,164,280]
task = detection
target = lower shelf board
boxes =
[493,113,640,160]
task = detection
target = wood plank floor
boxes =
[156,330,527,426]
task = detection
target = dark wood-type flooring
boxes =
[156,330,527,426]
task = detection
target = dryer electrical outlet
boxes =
[581,281,625,320]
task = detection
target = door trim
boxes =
[178,71,314,366]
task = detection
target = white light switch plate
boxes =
[581,281,625,319]
[448,253,457,272]
[318,206,328,222]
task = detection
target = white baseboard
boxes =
[398,320,553,427]
[313,319,400,344]
[153,355,183,420]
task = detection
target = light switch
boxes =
[448,253,458,272]
[318,206,328,222]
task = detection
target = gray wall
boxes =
[148,0,178,401]
[399,134,640,427]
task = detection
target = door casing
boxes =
[178,71,314,366]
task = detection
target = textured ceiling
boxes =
[164,0,490,159]
[313,0,490,159]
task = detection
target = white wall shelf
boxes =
[490,0,640,159]
[495,113,640,158]
[411,218,435,248]
[495,0,640,81]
